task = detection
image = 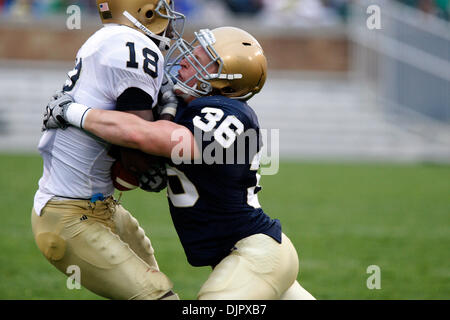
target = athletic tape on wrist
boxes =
[66,103,91,129]
[161,106,177,117]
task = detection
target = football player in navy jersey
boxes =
[43,27,315,300]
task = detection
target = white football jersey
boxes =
[34,24,164,215]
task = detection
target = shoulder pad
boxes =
[187,96,259,128]
[97,26,163,73]
[85,26,164,102]
[189,96,247,110]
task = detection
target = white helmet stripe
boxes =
[207,74,243,80]
[123,11,171,49]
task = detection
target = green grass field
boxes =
[0,154,449,300]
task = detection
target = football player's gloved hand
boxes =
[156,74,179,121]
[42,91,73,131]
[138,158,168,193]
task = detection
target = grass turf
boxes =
[0,154,448,299]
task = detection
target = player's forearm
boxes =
[136,120,198,160]
[83,109,198,160]
[83,109,145,150]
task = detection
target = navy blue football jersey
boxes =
[168,96,282,267]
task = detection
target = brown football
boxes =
[118,147,162,175]
[110,160,139,191]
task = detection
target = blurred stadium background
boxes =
[0,0,448,300]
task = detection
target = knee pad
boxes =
[35,232,66,261]
[144,268,173,292]
[132,268,175,300]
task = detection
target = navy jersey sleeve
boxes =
[116,87,154,111]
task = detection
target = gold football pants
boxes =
[31,197,174,300]
[198,233,315,300]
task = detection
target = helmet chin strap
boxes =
[173,83,200,101]
[123,11,171,51]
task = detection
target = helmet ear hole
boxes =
[242,42,252,46]
[145,10,154,19]
[222,87,236,94]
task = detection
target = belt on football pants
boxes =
[53,193,108,203]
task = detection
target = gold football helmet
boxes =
[96,0,185,49]
[165,27,268,100]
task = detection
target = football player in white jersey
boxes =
[32,0,185,300]
[43,27,315,300]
